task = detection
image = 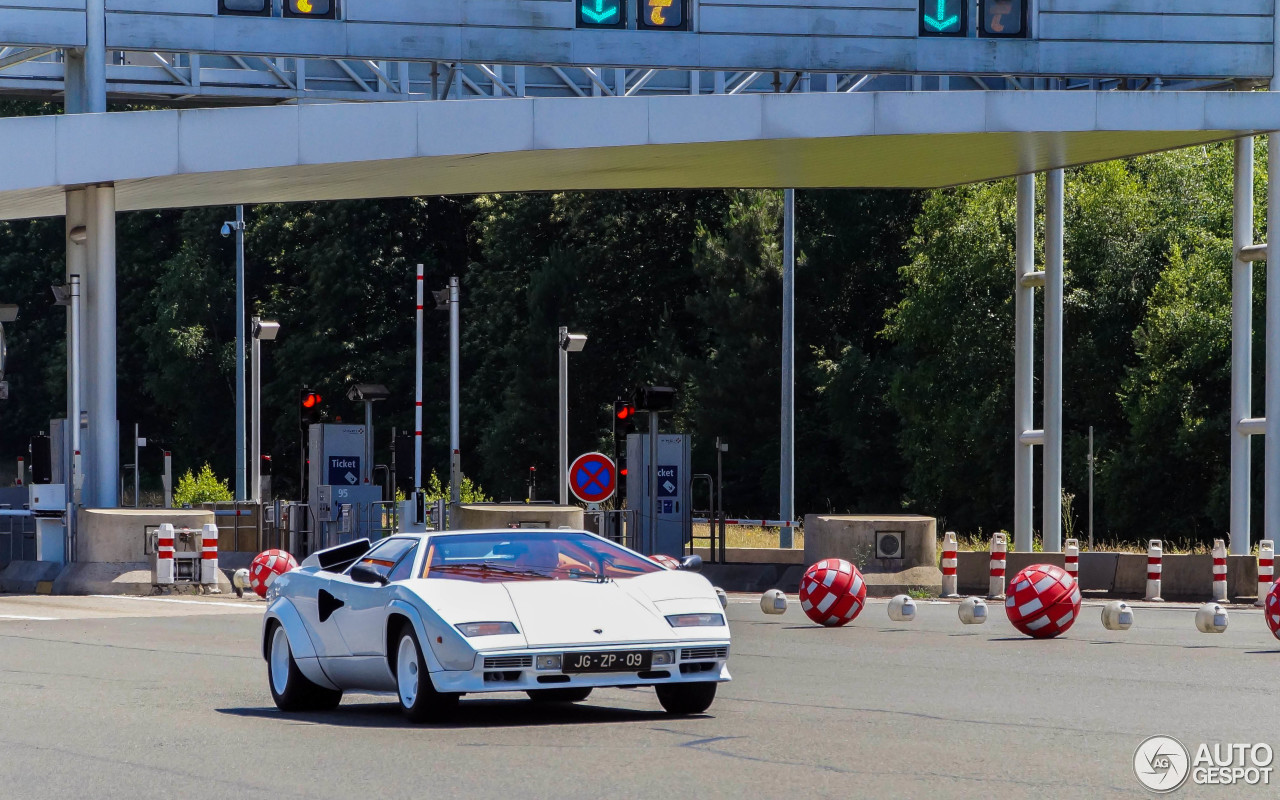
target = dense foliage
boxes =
[0,127,1261,544]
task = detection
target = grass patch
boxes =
[691,523,804,550]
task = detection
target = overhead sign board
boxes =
[569,452,617,504]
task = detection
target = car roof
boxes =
[391,528,592,541]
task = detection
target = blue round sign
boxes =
[569,452,616,504]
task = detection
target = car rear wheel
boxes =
[395,624,459,723]
[655,681,717,715]
[267,622,343,712]
[526,687,593,703]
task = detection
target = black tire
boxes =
[655,682,717,715]
[266,621,343,712]
[526,687,593,703]
[393,624,459,723]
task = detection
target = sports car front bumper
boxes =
[429,641,731,694]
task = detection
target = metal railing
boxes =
[584,508,641,552]
[0,505,36,569]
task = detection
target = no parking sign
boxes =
[569,452,616,504]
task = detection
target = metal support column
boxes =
[68,274,82,554]
[1231,137,1255,555]
[91,183,118,507]
[65,190,88,505]
[1042,169,1064,553]
[649,410,659,555]
[449,276,461,508]
[85,0,106,113]
[234,205,246,502]
[414,264,423,490]
[780,188,795,547]
[251,319,262,503]
[558,326,570,506]
[1269,133,1280,549]
[1013,173,1036,552]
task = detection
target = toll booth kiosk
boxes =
[306,423,383,550]
[625,432,691,556]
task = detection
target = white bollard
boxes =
[958,596,987,625]
[1256,540,1275,607]
[987,532,1007,600]
[1195,602,1229,634]
[1101,600,1133,631]
[715,586,728,609]
[760,589,788,615]
[155,523,175,586]
[1145,539,1164,602]
[1211,538,1228,603]
[232,568,251,599]
[200,523,220,591]
[940,531,959,598]
[1064,538,1079,584]
[887,594,917,622]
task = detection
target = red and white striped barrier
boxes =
[1145,539,1163,602]
[155,523,175,585]
[1211,538,1228,602]
[1256,540,1275,607]
[987,532,1007,600]
[692,518,797,528]
[200,523,219,588]
[940,531,959,598]
[1064,538,1079,583]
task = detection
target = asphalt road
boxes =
[0,592,1275,800]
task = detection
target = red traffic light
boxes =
[301,392,322,408]
[615,403,635,421]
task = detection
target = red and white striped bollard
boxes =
[941,531,959,598]
[1065,538,1079,584]
[1255,540,1274,607]
[1145,539,1163,602]
[1211,538,1228,602]
[987,532,1007,600]
[200,523,219,590]
[155,522,175,586]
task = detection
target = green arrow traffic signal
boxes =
[579,0,621,26]
[919,0,965,36]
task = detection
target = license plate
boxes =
[562,650,651,673]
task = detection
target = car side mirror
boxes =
[350,564,389,586]
[678,555,702,572]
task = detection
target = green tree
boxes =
[173,463,234,505]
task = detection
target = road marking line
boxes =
[0,614,57,621]
[88,594,260,609]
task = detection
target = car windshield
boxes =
[422,532,662,582]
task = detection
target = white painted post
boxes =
[1266,3,1280,579]
[940,531,959,598]
[1065,538,1079,584]
[1212,538,1228,602]
[1013,174,1036,553]
[987,532,1007,600]
[91,183,118,507]
[1145,539,1164,602]
[1257,540,1275,607]
[15,457,23,487]
[155,522,175,586]
[200,523,219,589]
[1043,169,1064,553]
[1231,137,1255,556]
[162,451,172,508]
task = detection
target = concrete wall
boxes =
[77,508,214,562]
[803,514,936,569]
[956,550,1263,600]
[452,503,583,531]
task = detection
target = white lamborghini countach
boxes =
[262,529,731,721]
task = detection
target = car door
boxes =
[333,538,419,656]
[290,569,352,661]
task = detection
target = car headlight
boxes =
[455,621,520,637]
[665,613,725,627]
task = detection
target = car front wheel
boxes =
[395,624,459,723]
[267,622,343,712]
[655,681,717,715]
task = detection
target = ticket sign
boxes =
[979,0,1027,38]
[218,0,269,15]
[918,0,966,37]
[284,0,337,19]
[639,0,688,30]
[578,0,625,28]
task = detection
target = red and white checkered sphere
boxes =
[249,549,298,598]
[649,554,682,570]
[1004,563,1081,639]
[799,559,867,627]
[1265,581,1280,640]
